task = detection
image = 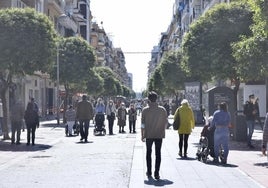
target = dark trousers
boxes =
[179,134,189,154]
[146,138,163,175]
[27,126,36,144]
[11,121,22,143]
[129,120,136,133]
[79,119,89,141]
[107,116,114,134]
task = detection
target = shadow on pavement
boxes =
[254,162,268,168]
[176,157,196,161]
[205,160,238,168]
[75,141,94,144]
[144,177,173,186]
[0,141,52,152]
[41,123,66,128]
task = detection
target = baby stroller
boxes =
[196,124,215,163]
[196,123,224,163]
[93,113,106,136]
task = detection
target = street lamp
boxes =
[56,44,60,125]
[56,13,68,125]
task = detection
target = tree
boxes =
[147,67,165,96]
[86,70,104,96]
[0,8,57,139]
[232,0,268,81]
[94,67,121,97]
[182,2,253,109]
[159,51,187,96]
[49,37,96,119]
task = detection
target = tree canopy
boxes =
[182,2,253,83]
[0,8,57,75]
[0,8,57,139]
[232,0,268,81]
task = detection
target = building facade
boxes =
[0,0,131,118]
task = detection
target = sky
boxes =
[90,0,174,92]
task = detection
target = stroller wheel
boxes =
[196,153,201,161]
[202,148,208,163]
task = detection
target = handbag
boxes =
[173,113,180,130]
[111,112,115,119]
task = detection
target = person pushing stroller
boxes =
[196,116,215,163]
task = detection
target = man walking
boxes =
[243,94,256,148]
[10,100,24,145]
[76,95,94,142]
[141,91,167,180]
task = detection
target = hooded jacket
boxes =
[174,102,195,134]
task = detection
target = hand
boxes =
[141,136,145,142]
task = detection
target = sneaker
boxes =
[154,172,160,180]
[262,148,266,156]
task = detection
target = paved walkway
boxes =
[129,125,268,188]
[0,119,267,187]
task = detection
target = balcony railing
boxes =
[11,0,27,8]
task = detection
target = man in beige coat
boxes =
[76,95,94,142]
[141,91,167,180]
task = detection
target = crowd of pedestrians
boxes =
[1,91,268,179]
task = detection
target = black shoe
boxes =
[11,141,15,145]
[213,158,219,163]
[248,144,255,149]
[80,137,84,141]
[26,143,30,146]
[85,140,88,143]
[178,151,182,157]
[221,159,227,164]
[154,172,160,180]
[133,131,136,133]
[32,143,35,146]
[184,153,188,158]
[122,130,126,133]
[119,130,122,133]
[16,142,21,145]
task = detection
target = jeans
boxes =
[27,126,36,144]
[214,127,229,160]
[246,120,255,146]
[107,116,114,134]
[11,120,22,143]
[79,119,90,141]
[146,138,162,175]
[129,120,136,133]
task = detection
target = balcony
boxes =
[190,0,201,7]
[11,0,27,8]
[58,14,78,33]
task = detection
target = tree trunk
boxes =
[233,78,240,112]
[1,89,10,140]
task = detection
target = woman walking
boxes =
[106,100,117,135]
[24,102,39,146]
[210,102,231,164]
[174,99,195,158]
